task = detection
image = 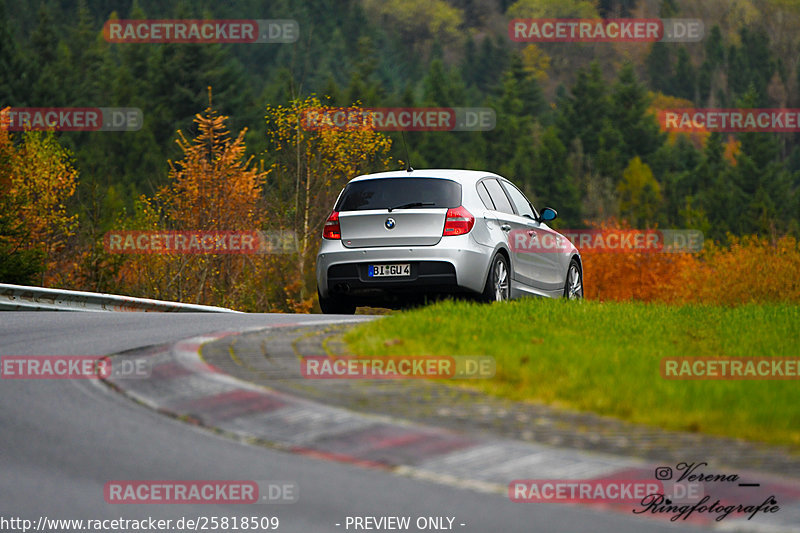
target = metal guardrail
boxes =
[0,283,242,313]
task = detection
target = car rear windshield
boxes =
[335,178,462,211]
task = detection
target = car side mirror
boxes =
[539,207,557,222]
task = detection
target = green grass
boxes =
[344,299,800,450]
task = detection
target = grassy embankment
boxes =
[345,299,800,449]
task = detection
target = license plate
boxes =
[368,264,411,277]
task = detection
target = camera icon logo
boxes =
[655,466,673,480]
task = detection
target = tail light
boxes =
[442,206,474,236]
[322,211,341,239]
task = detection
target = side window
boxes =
[476,181,494,209]
[482,179,515,215]
[501,181,536,219]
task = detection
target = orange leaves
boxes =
[670,235,800,305]
[583,219,800,305]
[101,94,393,311]
[165,101,266,231]
[109,95,271,310]
[582,219,694,301]
[649,93,707,149]
[584,248,697,301]
[0,108,78,279]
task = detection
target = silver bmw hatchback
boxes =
[316,169,583,314]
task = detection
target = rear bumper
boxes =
[316,235,491,299]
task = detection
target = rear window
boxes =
[335,178,462,211]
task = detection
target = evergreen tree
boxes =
[672,48,696,102]
[705,25,725,68]
[27,5,70,106]
[609,63,665,166]
[506,52,544,118]
[731,98,794,235]
[727,28,774,105]
[695,133,736,239]
[597,0,637,17]
[483,66,532,174]
[645,43,673,95]
[0,0,28,106]
[557,62,609,158]
[531,126,581,225]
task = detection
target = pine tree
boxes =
[672,48,696,102]
[557,62,609,158]
[0,0,28,106]
[609,63,665,165]
[646,43,673,95]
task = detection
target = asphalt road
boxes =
[0,312,703,533]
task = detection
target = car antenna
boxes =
[400,131,413,172]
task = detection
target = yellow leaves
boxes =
[363,0,463,42]
[672,235,800,305]
[0,127,78,251]
[0,111,78,286]
[617,156,661,226]
[264,96,392,303]
[584,220,800,305]
[507,0,597,18]
[520,44,551,82]
[265,96,393,189]
[722,0,761,42]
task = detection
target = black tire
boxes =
[318,290,357,314]
[481,253,510,302]
[563,259,583,300]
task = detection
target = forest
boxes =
[1,0,799,310]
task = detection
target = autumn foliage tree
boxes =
[0,108,77,285]
[264,96,392,307]
[166,107,263,232]
[107,94,392,312]
[583,218,800,305]
[112,93,269,309]
[582,219,696,302]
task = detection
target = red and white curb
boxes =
[102,324,800,532]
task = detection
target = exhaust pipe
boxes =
[334,282,351,293]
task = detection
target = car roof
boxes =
[348,169,503,185]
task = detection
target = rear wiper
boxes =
[387,201,435,212]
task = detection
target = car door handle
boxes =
[501,224,511,232]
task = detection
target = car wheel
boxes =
[563,259,583,300]
[318,290,357,314]
[482,253,510,302]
